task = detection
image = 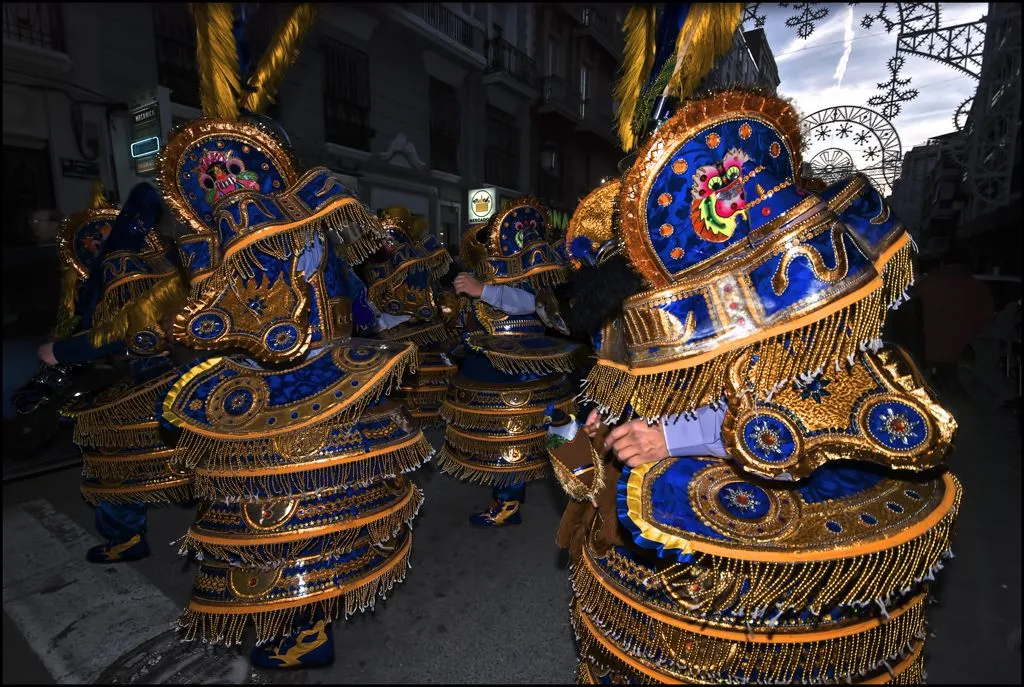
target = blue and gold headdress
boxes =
[580,5,918,422]
[158,3,387,364]
[54,180,120,337]
[472,197,569,290]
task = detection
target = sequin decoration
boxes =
[864,401,928,451]
[741,414,797,464]
[190,312,227,340]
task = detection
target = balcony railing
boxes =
[486,38,537,88]
[406,3,484,55]
[3,3,65,52]
[541,76,581,117]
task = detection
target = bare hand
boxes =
[453,273,484,299]
[605,419,669,468]
[583,408,603,439]
[38,342,58,366]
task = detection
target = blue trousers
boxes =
[493,482,526,502]
[94,501,148,542]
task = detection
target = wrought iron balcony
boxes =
[404,3,485,56]
[3,3,65,53]
[486,38,537,89]
[539,76,581,120]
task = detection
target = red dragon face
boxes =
[691,148,752,220]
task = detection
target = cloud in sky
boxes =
[755,2,987,188]
[833,6,855,87]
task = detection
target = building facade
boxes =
[532,4,627,231]
[700,28,765,93]
[889,140,943,240]
[2,3,633,259]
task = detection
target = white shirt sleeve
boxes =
[480,284,537,315]
[377,313,412,331]
[661,405,727,458]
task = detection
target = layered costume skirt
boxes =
[161,340,433,645]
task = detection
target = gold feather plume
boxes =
[614,5,657,153]
[663,3,744,101]
[91,273,188,348]
[191,3,241,121]
[88,178,111,210]
[240,3,319,114]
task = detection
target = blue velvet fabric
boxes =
[617,457,896,562]
[643,118,802,280]
[460,350,544,384]
[94,501,147,542]
[648,4,691,87]
[493,482,526,502]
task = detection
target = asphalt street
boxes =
[2,389,1021,684]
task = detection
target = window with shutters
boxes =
[322,37,373,151]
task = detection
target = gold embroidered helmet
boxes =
[471,197,569,290]
[157,4,385,365]
[575,3,954,481]
[54,180,120,337]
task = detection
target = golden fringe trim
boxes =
[436,445,549,488]
[605,476,959,619]
[178,533,414,646]
[180,486,424,567]
[880,240,915,312]
[192,3,241,122]
[191,434,434,501]
[72,378,173,447]
[367,249,453,304]
[74,424,166,453]
[93,273,187,347]
[239,4,319,115]
[442,427,548,456]
[92,278,161,332]
[488,265,571,292]
[383,322,458,348]
[440,400,576,432]
[570,555,929,683]
[481,347,579,377]
[550,448,606,507]
[81,480,193,506]
[172,348,415,471]
[582,290,887,418]
[81,450,182,481]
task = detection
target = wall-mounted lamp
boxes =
[540,142,558,173]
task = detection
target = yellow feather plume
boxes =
[614,5,657,153]
[664,3,744,102]
[91,274,188,349]
[191,3,241,121]
[240,3,319,114]
[88,179,111,210]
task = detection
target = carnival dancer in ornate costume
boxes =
[548,4,961,683]
[360,207,459,429]
[39,182,191,564]
[438,197,580,526]
[152,3,431,669]
[13,182,117,418]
